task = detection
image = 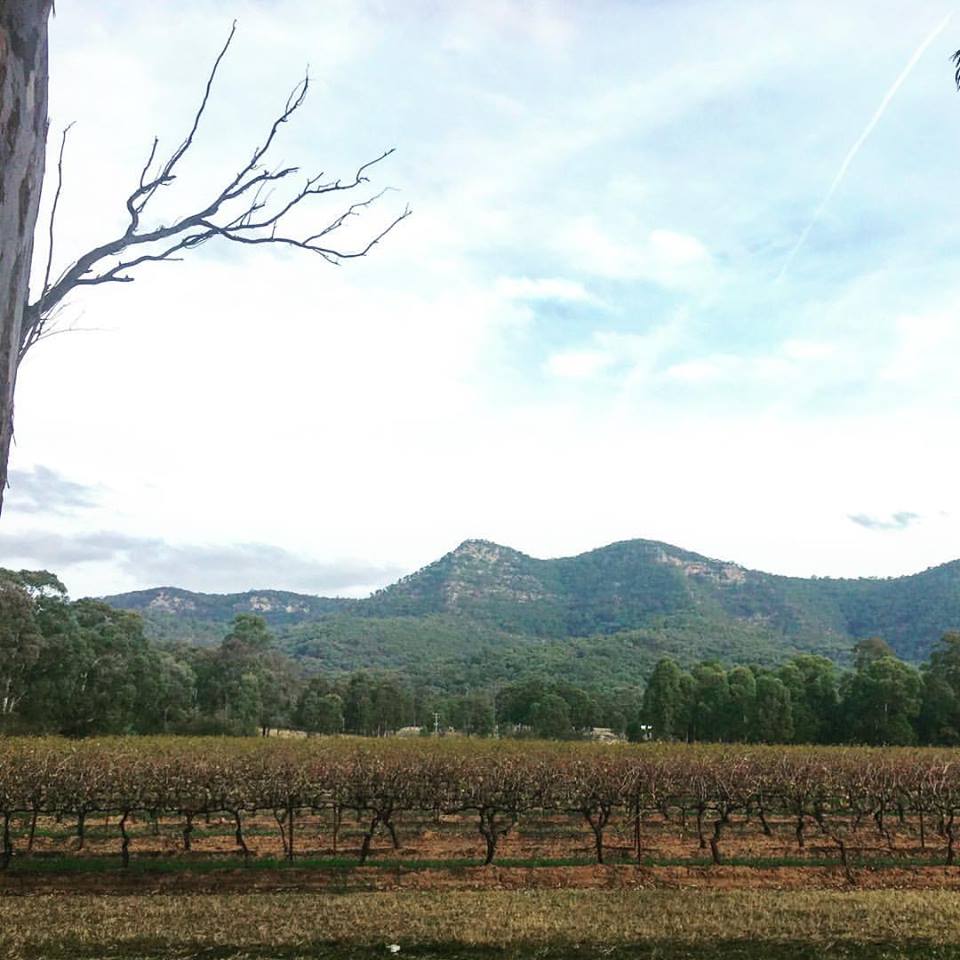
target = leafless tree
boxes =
[0,6,409,513]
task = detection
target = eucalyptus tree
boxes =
[642,657,691,740]
[0,572,45,720]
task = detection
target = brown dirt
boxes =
[22,811,935,860]
[6,810,952,896]
[5,863,960,897]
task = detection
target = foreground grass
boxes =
[6,946,960,960]
[5,890,960,959]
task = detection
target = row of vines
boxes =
[3,738,960,876]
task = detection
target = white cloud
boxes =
[555,217,714,289]
[647,230,711,269]
[662,357,733,384]
[781,339,836,361]
[542,322,688,385]
[495,276,597,304]
[0,529,404,597]
[880,311,960,385]
[544,348,614,380]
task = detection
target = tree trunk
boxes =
[287,804,295,862]
[331,803,341,854]
[359,813,380,865]
[483,833,496,865]
[119,810,131,867]
[837,836,854,884]
[0,2,52,512]
[233,810,250,862]
[273,809,288,857]
[1,812,12,869]
[478,808,513,866]
[385,817,400,851]
[583,806,609,865]
[26,808,37,853]
[875,807,894,851]
[709,816,725,865]
[633,806,643,864]
[591,820,604,865]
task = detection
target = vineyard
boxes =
[3,737,960,882]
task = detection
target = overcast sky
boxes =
[3,0,960,598]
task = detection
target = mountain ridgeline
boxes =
[103,538,960,682]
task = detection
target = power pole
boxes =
[433,712,440,737]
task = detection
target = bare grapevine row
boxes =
[3,737,960,874]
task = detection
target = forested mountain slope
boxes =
[103,538,960,671]
[103,586,354,644]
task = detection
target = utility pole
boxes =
[433,712,440,737]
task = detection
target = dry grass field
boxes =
[6,889,960,959]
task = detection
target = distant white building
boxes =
[588,727,626,743]
[395,725,424,738]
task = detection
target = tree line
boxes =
[640,635,960,747]
[0,569,641,739]
[3,568,960,745]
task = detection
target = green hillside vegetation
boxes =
[280,612,843,690]
[104,538,960,680]
[10,566,960,746]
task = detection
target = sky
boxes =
[3,0,960,598]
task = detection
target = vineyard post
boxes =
[288,803,295,862]
[0,812,11,869]
[332,804,342,854]
[26,808,38,853]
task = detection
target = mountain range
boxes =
[103,538,960,685]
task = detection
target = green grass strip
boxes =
[3,851,953,875]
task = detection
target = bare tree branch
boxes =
[42,121,74,299]
[125,20,238,230]
[19,304,101,360]
[19,298,77,362]
[197,200,411,263]
[125,136,159,233]
[22,21,408,358]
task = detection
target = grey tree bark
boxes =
[0,1,51,514]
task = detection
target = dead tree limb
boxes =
[24,23,409,357]
[0,14,408,512]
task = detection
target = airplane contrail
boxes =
[776,11,954,282]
